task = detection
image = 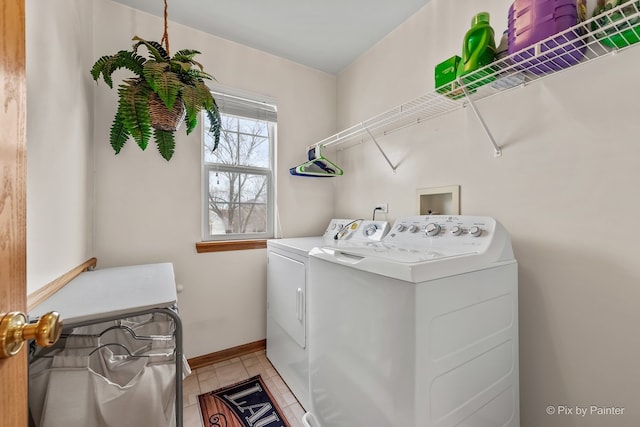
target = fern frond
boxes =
[205,106,221,152]
[172,61,193,74]
[143,61,182,109]
[132,36,170,61]
[154,129,176,161]
[180,85,203,123]
[188,68,214,81]
[185,115,198,135]
[90,55,113,81]
[112,50,146,75]
[91,51,146,88]
[190,58,205,71]
[110,110,130,154]
[195,81,215,110]
[172,49,200,62]
[117,82,152,150]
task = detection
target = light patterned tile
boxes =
[243,356,278,379]
[282,405,304,427]
[240,351,262,360]
[196,365,218,382]
[241,356,261,369]
[198,375,221,395]
[183,373,202,407]
[194,364,216,377]
[215,361,249,387]
[183,404,203,427]
[286,402,306,422]
[213,357,241,369]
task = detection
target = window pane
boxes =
[208,171,232,201]
[205,129,238,164]
[205,113,270,167]
[208,171,269,235]
[223,115,238,132]
[208,203,229,234]
[239,134,270,168]
[239,117,268,137]
[240,203,267,233]
[239,174,267,203]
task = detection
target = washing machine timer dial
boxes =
[364,224,379,236]
[450,225,463,236]
[425,223,441,236]
[469,226,482,237]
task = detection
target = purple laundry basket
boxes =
[508,0,587,74]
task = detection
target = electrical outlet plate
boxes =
[375,203,388,213]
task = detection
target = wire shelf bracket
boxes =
[365,128,398,174]
[459,80,502,157]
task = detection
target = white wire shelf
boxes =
[315,2,640,156]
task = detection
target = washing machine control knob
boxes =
[450,225,463,236]
[395,224,406,232]
[364,224,378,236]
[408,224,419,233]
[425,223,441,237]
[469,226,482,237]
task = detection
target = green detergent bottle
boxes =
[457,12,496,90]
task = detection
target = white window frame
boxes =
[202,87,277,242]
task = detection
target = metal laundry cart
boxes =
[28,263,184,427]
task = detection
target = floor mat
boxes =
[198,375,290,427]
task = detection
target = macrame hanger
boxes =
[160,0,170,55]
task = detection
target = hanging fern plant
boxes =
[90,0,220,161]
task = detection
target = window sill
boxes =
[195,239,267,253]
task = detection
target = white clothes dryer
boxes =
[266,219,390,409]
[303,215,519,427]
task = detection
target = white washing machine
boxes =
[266,219,390,410]
[303,215,519,427]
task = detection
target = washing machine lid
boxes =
[310,215,515,283]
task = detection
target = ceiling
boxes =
[111,0,431,74]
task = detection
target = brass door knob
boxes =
[0,311,62,358]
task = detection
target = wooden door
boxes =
[0,0,29,425]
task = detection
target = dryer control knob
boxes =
[450,225,463,236]
[425,223,441,236]
[395,224,406,232]
[469,226,482,237]
[408,224,419,233]
[364,224,378,237]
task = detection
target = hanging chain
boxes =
[160,0,170,55]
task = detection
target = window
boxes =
[202,89,276,241]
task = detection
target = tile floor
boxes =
[183,350,306,427]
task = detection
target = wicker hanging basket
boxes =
[149,91,186,132]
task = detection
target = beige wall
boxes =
[91,0,336,358]
[335,0,640,426]
[26,0,94,294]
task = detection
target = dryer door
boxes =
[267,251,306,348]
